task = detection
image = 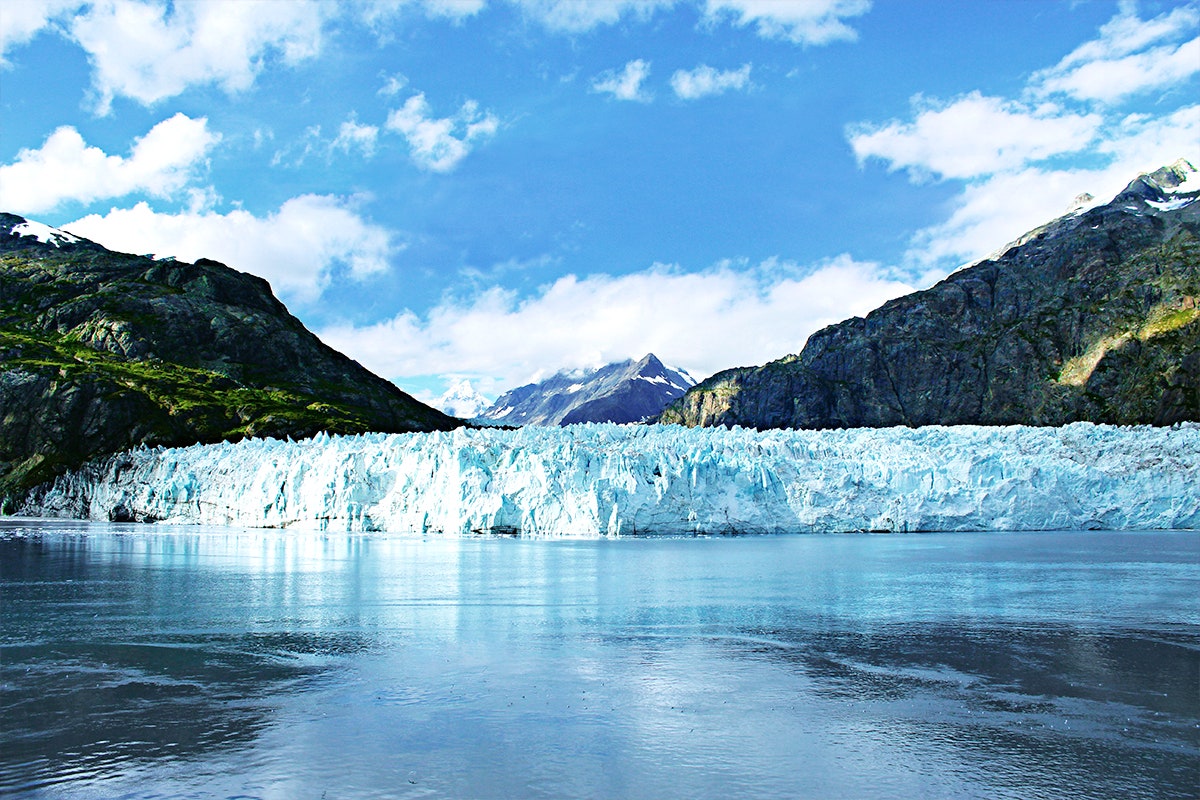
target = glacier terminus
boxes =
[22,423,1199,535]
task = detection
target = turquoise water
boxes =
[1,521,1197,799]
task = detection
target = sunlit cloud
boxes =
[671,63,753,100]
[386,92,499,172]
[64,196,396,305]
[0,0,79,66]
[0,113,219,215]
[68,0,327,114]
[318,255,914,391]
[332,116,381,158]
[702,0,871,45]
[848,2,1200,270]
[848,93,1101,181]
[1029,4,1200,104]
[592,59,653,102]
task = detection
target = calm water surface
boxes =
[1,521,1197,799]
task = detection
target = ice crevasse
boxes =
[24,422,1200,535]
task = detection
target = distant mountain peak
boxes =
[480,353,696,426]
[435,379,491,419]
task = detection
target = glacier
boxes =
[21,423,1200,536]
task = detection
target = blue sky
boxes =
[1,0,1197,403]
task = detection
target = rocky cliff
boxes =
[660,160,1200,429]
[0,214,457,507]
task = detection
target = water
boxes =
[1,521,1197,799]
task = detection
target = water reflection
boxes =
[0,523,1196,799]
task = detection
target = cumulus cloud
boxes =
[670,63,752,100]
[332,116,380,158]
[1030,4,1200,104]
[317,256,914,390]
[67,0,326,113]
[849,2,1200,270]
[592,59,653,102]
[848,93,1101,181]
[386,93,499,172]
[907,104,1200,266]
[0,0,79,65]
[63,195,396,304]
[702,0,871,45]
[0,113,218,215]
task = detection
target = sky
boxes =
[1,0,1197,405]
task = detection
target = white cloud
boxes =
[317,256,913,390]
[702,0,871,45]
[848,93,1101,180]
[592,59,652,102]
[670,63,752,100]
[0,113,218,215]
[378,72,409,96]
[509,0,675,33]
[68,0,326,113]
[0,0,80,66]
[1030,4,1200,103]
[906,104,1200,266]
[386,93,499,172]
[63,195,396,304]
[849,4,1200,272]
[1033,35,1200,104]
[360,0,487,25]
[332,117,380,158]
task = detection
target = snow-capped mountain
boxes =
[435,379,491,419]
[479,354,696,426]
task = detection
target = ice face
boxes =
[25,423,1200,536]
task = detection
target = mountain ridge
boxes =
[480,353,695,426]
[660,160,1200,429]
[0,214,458,508]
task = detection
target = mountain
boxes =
[0,213,457,508]
[479,354,695,426]
[660,159,1200,429]
[435,379,491,419]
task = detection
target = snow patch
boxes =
[9,220,80,247]
[1148,197,1195,212]
[1163,163,1200,195]
[435,379,491,418]
[25,423,1200,536]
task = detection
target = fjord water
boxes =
[1,523,1196,799]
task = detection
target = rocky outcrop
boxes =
[0,214,457,507]
[660,160,1200,429]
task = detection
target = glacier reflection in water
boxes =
[1,521,1197,799]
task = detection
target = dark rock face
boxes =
[0,214,457,506]
[661,161,1200,429]
[480,353,695,426]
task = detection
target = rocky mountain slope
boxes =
[0,214,457,507]
[660,160,1200,429]
[480,353,694,426]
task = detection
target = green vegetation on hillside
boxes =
[1,215,457,508]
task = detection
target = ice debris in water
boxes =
[26,422,1200,535]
